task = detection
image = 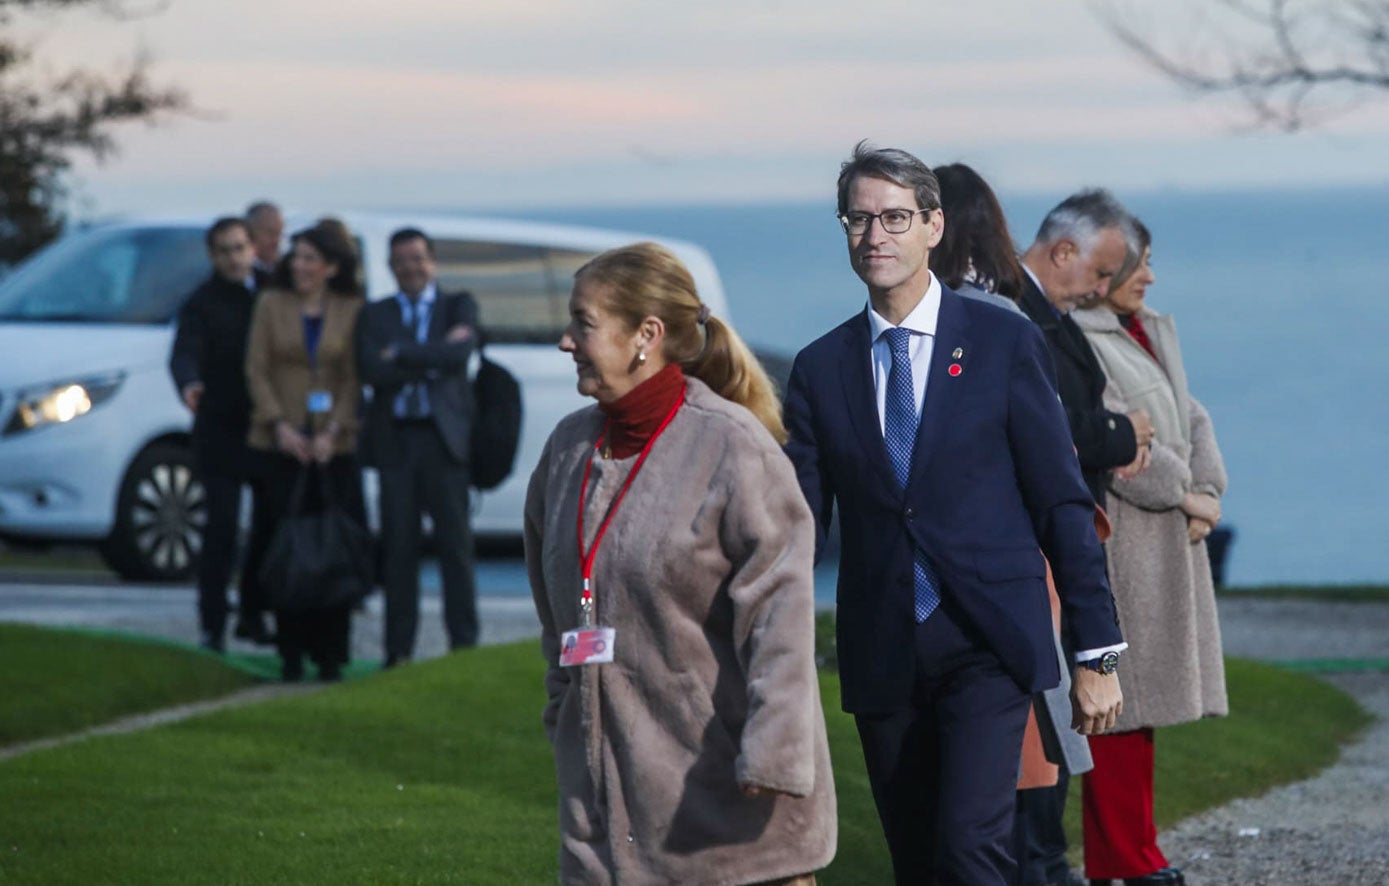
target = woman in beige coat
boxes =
[245,223,365,682]
[525,243,836,885]
[1071,220,1228,886]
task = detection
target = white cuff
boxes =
[1074,642,1128,663]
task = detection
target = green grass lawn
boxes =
[0,624,256,746]
[0,627,1373,884]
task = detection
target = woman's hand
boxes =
[1187,516,1215,544]
[274,421,312,464]
[1181,492,1221,525]
[311,429,335,464]
[739,782,791,800]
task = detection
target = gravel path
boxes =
[1149,596,1389,886]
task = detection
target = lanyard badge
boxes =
[561,391,684,668]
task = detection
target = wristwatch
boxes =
[1081,651,1120,675]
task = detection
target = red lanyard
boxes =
[576,390,685,626]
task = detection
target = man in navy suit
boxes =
[784,143,1126,885]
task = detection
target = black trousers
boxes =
[195,468,271,638]
[379,422,477,660]
[854,602,1032,886]
[1015,766,1072,885]
[252,451,365,669]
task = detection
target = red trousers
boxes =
[1082,728,1169,879]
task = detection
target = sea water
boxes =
[503,187,1389,586]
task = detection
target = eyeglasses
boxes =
[837,209,933,235]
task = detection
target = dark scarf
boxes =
[598,363,685,459]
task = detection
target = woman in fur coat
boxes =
[1072,220,1228,886]
[524,242,837,885]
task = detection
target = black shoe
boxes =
[382,654,411,670]
[1123,868,1185,886]
[280,657,304,683]
[200,632,225,654]
[319,663,343,683]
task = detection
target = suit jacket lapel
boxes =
[908,287,972,489]
[840,312,900,493]
[424,291,448,343]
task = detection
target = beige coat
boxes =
[524,378,837,886]
[245,288,363,454]
[1073,305,1229,730]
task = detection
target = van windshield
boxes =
[0,225,209,323]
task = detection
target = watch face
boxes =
[1100,651,1120,674]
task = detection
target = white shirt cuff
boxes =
[1074,642,1128,663]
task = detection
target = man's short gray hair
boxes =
[837,140,941,215]
[1033,189,1134,257]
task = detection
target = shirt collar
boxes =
[1021,263,1064,319]
[397,280,438,306]
[867,271,942,341]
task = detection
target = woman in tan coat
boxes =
[1072,220,1228,886]
[525,243,836,885]
[245,223,366,682]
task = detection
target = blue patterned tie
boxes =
[883,327,941,622]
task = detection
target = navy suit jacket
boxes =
[784,285,1123,713]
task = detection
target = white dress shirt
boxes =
[866,273,942,437]
[866,272,1126,665]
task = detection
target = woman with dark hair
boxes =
[246,224,367,681]
[934,162,1102,886]
[1073,221,1228,886]
[525,242,836,884]
[930,162,1024,312]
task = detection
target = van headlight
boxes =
[5,373,125,435]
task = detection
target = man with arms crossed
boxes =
[783,143,1125,885]
[356,228,482,667]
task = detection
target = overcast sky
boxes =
[21,0,1389,216]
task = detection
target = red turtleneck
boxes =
[1119,312,1158,361]
[598,363,686,459]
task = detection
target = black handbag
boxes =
[470,348,522,491]
[260,465,374,613]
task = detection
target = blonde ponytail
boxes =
[575,242,786,443]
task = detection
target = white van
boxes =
[0,212,730,580]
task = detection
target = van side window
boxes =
[433,240,563,344]
[0,226,207,323]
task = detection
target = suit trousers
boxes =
[854,601,1032,885]
[379,422,478,660]
[195,469,271,638]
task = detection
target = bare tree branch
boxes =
[0,0,188,264]
[1097,0,1389,130]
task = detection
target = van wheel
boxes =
[100,443,207,582]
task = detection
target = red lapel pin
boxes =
[948,363,962,377]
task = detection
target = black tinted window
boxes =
[0,226,208,323]
[433,240,563,344]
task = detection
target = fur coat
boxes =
[524,377,837,885]
[1073,305,1229,730]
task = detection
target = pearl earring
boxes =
[637,349,647,364]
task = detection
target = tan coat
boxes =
[1073,305,1229,730]
[245,288,363,454]
[524,378,837,886]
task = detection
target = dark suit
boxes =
[784,286,1123,884]
[356,288,481,659]
[168,270,271,640]
[1018,275,1137,506]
